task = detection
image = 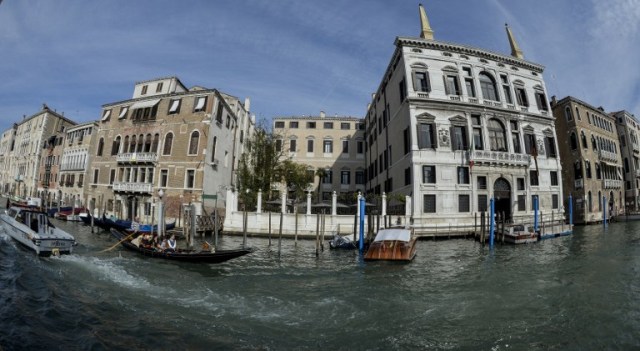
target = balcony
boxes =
[116,152,157,164]
[598,150,618,163]
[470,150,531,167]
[603,179,623,189]
[574,178,583,189]
[112,182,153,193]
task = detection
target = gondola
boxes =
[109,228,253,263]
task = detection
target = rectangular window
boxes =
[357,141,364,154]
[322,170,333,184]
[168,99,181,114]
[355,170,365,184]
[342,140,349,154]
[515,87,528,107]
[160,169,168,187]
[517,178,525,190]
[215,101,224,123]
[341,170,350,185]
[101,109,111,121]
[465,78,475,98]
[452,126,468,151]
[289,121,299,128]
[341,122,350,130]
[323,140,333,153]
[413,71,430,92]
[275,139,282,152]
[109,169,115,185]
[193,96,207,112]
[512,131,521,154]
[404,167,411,185]
[457,166,470,184]
[118,107,129,119]
[478,194,488,212]
[141,85,148,95]
[550,171,558,186]
[444,75,460,95]
[422,165,436,183]
[473,128,483,150]
[545,136,557,158]
[530,170,539,186]
[404,127,410,154]
[156,82,163,92]
[307,139,314,153]
[290,139,297,152]
[186,170,195,188]
[423,195,436,213]
[307,122,316,129]
[417,123,436,149]
[552,194,559,209]
[458,194,470,212]
[323,122,333,129]
[477,176,487,189]
[93,169,99,183]
[274,121,285,128]
[517,195,526,211]
[535,91,548,111]
[524,134,536,155]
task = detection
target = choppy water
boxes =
[1,218,639,350]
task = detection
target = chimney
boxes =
[320,111,326,118]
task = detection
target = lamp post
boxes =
[157,189,164,238]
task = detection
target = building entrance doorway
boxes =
[127,196,138,221]
[493,177,512,222]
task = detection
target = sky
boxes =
[1,0,639,133]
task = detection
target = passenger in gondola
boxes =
[157,237,168,252]
[167,235,177,252]
[140,233,153,249]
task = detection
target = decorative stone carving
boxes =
[438,128,450,147]
[536,138,545,155]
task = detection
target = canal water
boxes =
[1,219,639,350]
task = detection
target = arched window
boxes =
[574,161,582,179]
[97,138,104,156]
[137,134,144,152]
[479,72,499,101]
[595,163,601,179]
[564,107,573,121]
[144,134,152,152]
[575,107,581,121]
[598,191,602,211]
[488,119,507,151]
[588,191,593,212]
[591,135,597,150]
[581,131,588,148]
[570,132,578,150]
[163,132,173,156]
[188,131,200,155]
[151,133,159,153]
[111,136,121,156]
[123,136,129,153]
[129,135,136,153]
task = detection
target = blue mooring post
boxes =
[534,195,539,232]
[569,193,573,226]
[603,196,607,227]
[359,196,365,252]
[489,198,495,247]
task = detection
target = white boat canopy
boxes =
[373,228,411,242]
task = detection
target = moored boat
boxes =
[364,227,417,262]
[0,207,76,256]
[109,228,253,263]
[329,233,357,250]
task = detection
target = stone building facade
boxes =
[551,96,623,224]
[0,125,17,195]
[272,113,365,202]
[85,77,246,222]
[3,105,76,199]
[364,5,563,230]
[54,121,97,208]
[612,110,639,212]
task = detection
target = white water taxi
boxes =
[0,207,76,256]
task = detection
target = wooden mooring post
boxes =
[480,211,486,246]
[294,210,298,246]
[353,212,357,242]
[315,213,320,257]
[278,212,283,257]
[268,211,272,246]
[320,211,325,252]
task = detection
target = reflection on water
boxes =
[0,219,639,350]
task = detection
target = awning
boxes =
[118,106,129,119]
[130,99,160,110]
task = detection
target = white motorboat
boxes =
[0,206,76,256]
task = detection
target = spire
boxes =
[505,23,524,59]
[419,3,434,40]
